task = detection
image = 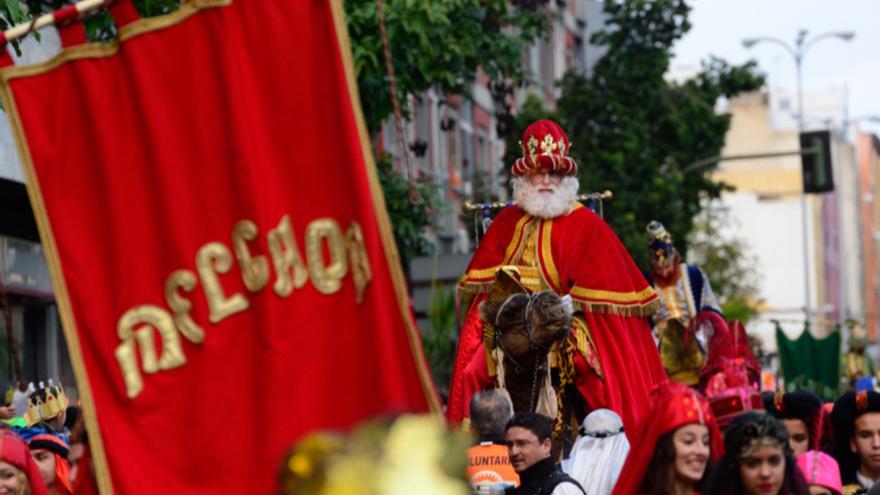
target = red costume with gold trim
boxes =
[447,200,666,433]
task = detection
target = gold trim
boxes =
[0,3,246,493]
[329,0,441,413]
[570,285,657,304]
[461,265,503,282]
[502,214,533,264]
[0,1,231,84]
[0,58,116,495]
[537,219,561,291]
[571,297,661,318]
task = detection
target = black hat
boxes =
[763,390,823,422]
[764,390,824,449]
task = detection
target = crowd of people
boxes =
[454,119,880,495]
[466,384,880,495]
[0,381,89,495]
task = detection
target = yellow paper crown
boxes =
[24,380,69,427]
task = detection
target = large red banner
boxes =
[0,1,438,493]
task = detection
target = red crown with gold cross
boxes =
[24,380,69,427]
[511,119,577,177]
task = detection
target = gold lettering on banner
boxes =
[117,213,375,399]
[114,305,186,399]
[345,222,372,303]
[267,215,309,297]
[232,219,269,292]
[306,218,349,295]
[196,242,250,323]
[165,270,204,343]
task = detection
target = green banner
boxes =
[775,322,841,400]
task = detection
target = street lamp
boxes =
[742,29,855,330]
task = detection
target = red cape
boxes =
[459,205,658,314]
[447,205,665,432]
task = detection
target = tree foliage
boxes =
[343,0,548,265]
[554,0,765,268]
[687,203,763,322]
[344,0,548,135]
[375,155,444,273]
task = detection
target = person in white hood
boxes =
[561,409,629,495]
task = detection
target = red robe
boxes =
[447,204,666,433]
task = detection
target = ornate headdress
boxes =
[646,220,676,268]
[724,413,790,460]
[24,380,69,427]
[612,382,724,495]
[511,119,577,177]
[699,317,764,428]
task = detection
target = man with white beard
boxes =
[446,119,666,446]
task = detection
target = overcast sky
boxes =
[671,0,880,135]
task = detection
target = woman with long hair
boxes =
[612,381,723,495]
[705,413,809,495]
[0,431,48,495]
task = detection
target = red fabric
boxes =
[2,2,436,494]
[511,119,577,176]
[53,452,73,495]
[699,316,760,389]
[0,39,12,69]
[446,295,489,422]
[52,5,79,24]
[461,206,659,311]
[447,205,665,432]
[699,317,763,426]
[57,23,87,48]
[108,0,140,28]
[611,382,724,495]
[72,447,98,495]
[576,311,668,434]
[0,431,49,495]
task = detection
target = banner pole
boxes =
[3,0,106,43]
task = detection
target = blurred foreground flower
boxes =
[280,414,470,495]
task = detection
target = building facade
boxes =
[713,89,877,350]
[381,0,606,254]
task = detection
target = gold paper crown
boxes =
[24,380,69,427]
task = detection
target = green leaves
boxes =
[375,155,445,272]
[344,0,548,133]
[555,0,764,268]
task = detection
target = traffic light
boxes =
[800,130,833,193]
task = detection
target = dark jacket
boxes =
[506,457,585,495]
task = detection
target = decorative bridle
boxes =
[493,294,549,412]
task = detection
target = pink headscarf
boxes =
[796,450,842,495]
[0,431,49,495]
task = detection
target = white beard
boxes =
[511,176,579,219]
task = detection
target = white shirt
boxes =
[857,470,878,489]
[553,481,585,495]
